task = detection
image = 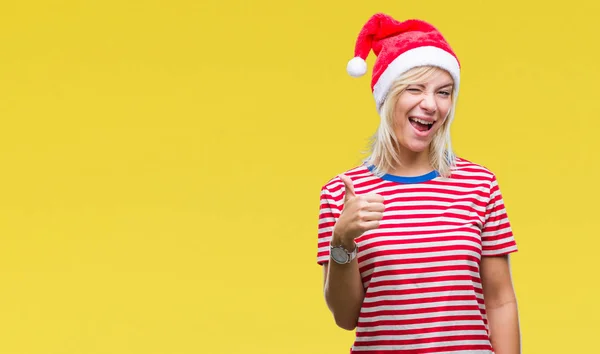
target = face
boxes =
[392,69,454,154]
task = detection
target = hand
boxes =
[332,174,385,246]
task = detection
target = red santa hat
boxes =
[347,13,461,113]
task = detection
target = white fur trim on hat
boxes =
[372,46,460,113]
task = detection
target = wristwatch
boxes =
[330,241,358,264]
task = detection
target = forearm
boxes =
[324,258,364,330]
[324,234,364,330]
[487,301,520,354]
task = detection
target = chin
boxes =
[405,140,431,153]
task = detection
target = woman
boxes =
[316,13,520,354]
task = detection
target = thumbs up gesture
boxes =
[332,174,386,245]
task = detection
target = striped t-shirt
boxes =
[316,158,517,353]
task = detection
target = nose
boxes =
[419,93,437,113]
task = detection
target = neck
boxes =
[389,147,433,176]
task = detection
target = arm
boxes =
[323,236,365,330]
[320,174,384,330]
[480,255,521,354]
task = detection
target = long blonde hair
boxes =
[363,66,458,178]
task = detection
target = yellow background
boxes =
[0,1,597,353]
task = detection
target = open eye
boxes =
[438,91,451,97]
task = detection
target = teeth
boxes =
[411,118,434,125]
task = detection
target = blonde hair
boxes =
[363,66,458,178]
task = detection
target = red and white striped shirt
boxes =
[316,158,517,353]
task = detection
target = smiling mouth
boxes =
[408,117,434,132]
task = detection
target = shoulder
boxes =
[320,164,372,194]
[452,156,498,182]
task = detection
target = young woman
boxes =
[316,13,520,354]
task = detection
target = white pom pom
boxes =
[346,57,367,77]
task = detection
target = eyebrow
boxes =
[412,83,454,89]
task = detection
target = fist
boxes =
[332,174,385,243]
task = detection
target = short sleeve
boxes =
[316,185,342,265]
[481,174,518,256]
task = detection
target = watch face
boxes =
[331,247,349,263]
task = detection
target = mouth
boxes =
[408,117,435,134]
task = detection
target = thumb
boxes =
[339,174,356,203]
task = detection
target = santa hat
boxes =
[347,13,461,113]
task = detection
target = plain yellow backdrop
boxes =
[0,0,598,353]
